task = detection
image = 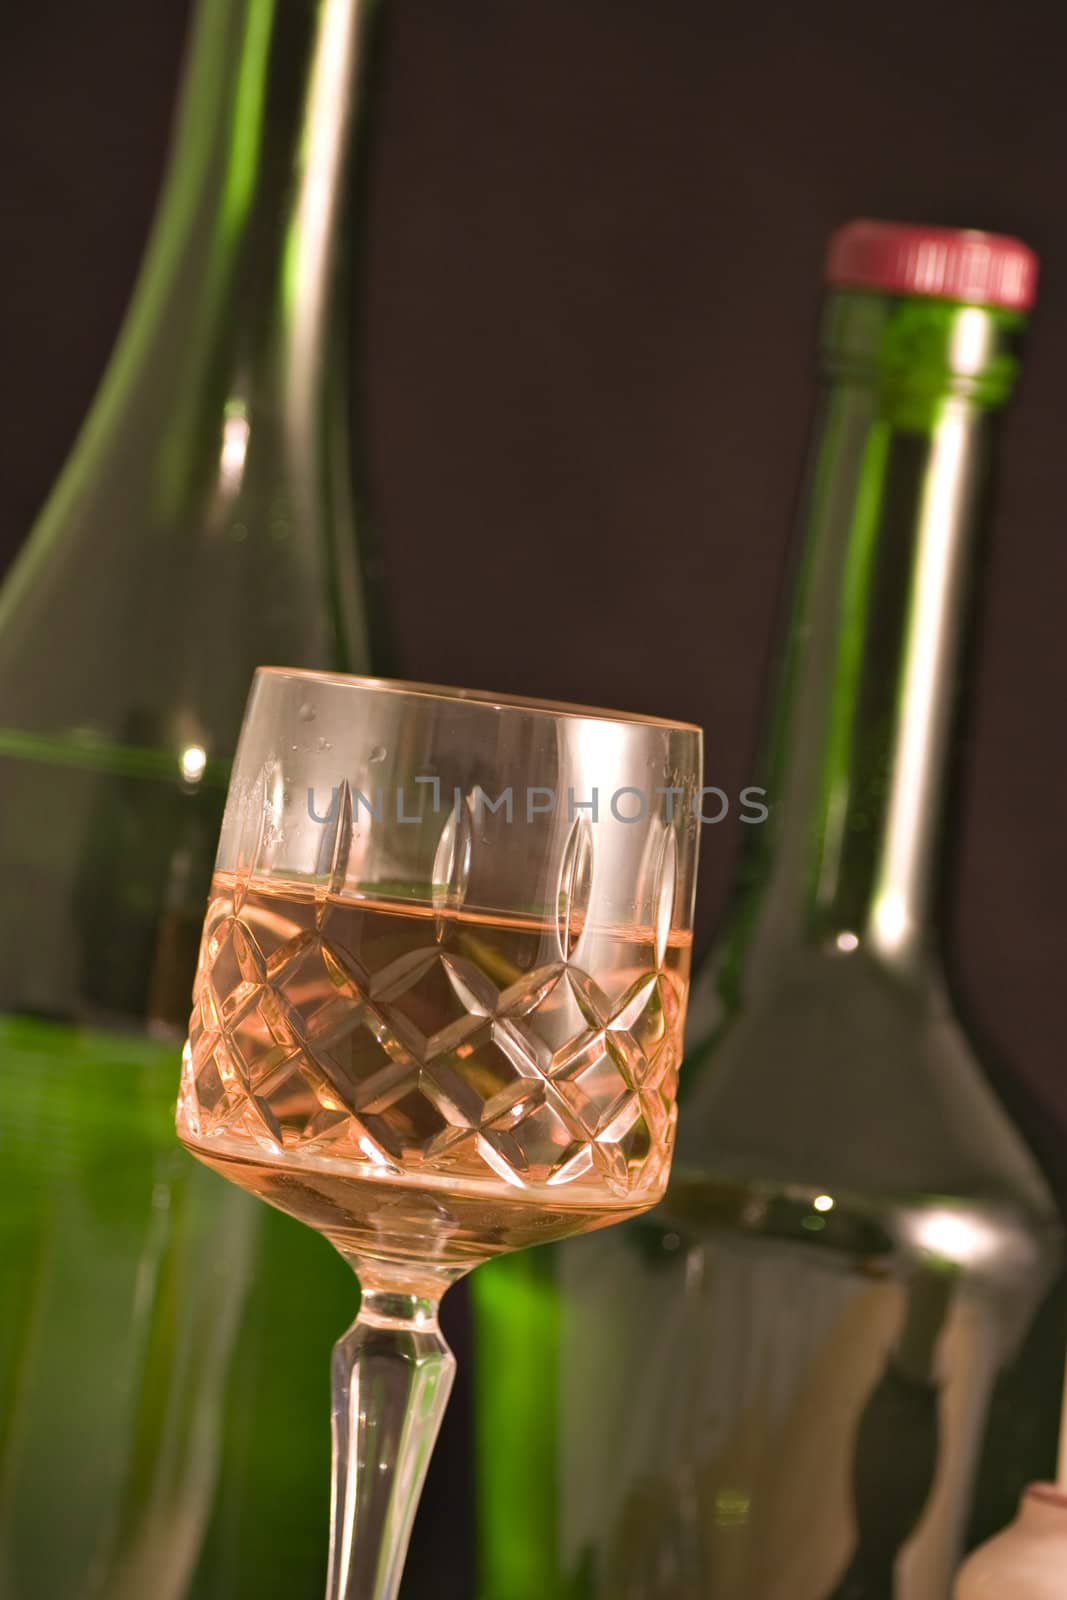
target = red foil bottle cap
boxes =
[825,220,1038,311]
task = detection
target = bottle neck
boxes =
[128,0,381,419]
[0,0,388,728]
[14,0,386,684]
[740,291,1024,974]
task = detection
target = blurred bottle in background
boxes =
[0,0,389,1594]
[474,221,1063,1600]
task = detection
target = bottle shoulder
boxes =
[0,429,357,750]
[677,943,1057,1225]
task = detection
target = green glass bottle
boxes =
[0,1,388,1595]
[473,221,1062,1600]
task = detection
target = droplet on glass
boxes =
[369,746,387,764]
[299,702,317,723]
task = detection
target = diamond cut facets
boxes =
[184,874,684,1201]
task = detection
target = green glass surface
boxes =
[0,1014,356,1600]
[474,291,1063,1599]
[473,1252,564,1600]
[0,0,386,1593]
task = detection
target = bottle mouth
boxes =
[818,287,1024,410]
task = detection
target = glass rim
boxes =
[255,666,703,735]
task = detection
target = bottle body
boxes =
[475,268,1061,1599]
[0,1,383,1594]
[476,966,1060,1600]
[492,1022,1056,1600]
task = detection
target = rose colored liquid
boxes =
[178,872,690,1268]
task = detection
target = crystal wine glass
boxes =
[176,669,702,1600]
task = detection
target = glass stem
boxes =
[326,1262,456,1600]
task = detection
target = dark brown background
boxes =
[4,1,1067,1593]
